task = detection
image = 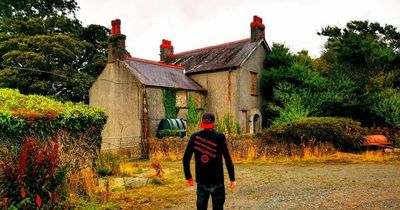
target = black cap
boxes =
[200,112,215,129]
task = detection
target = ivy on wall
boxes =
[162,88,179,119]
[185,95,204,135]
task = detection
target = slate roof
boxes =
[166,38,268,74]
[124,57,203,91]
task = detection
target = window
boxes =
[250,72,258,96]
[194,92,203,108]
[176,91,188,108]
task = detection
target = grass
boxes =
[68,158,187,209]
[67,149,400,209]
[231,146,400,164]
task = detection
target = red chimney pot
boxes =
[111,19,121,35]
[160,39,173,50]
[250,15,265,29]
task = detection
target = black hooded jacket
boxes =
[183,129,235,185]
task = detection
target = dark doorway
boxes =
[253,114,260,133]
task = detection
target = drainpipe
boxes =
[141,85,149,159]
[228,69,232,135]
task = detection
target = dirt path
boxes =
[169,162,400,209]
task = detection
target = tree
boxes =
[0,0,109,102]
[318,20,400,79]
[261,44,359,126]
[0,0,78,19]
[262,21,400,128]
[316,21,400,127]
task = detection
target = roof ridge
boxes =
[172,38,251,57]
[126,56,184,69]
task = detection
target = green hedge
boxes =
[0,88,107,145]
[270,117,365,151]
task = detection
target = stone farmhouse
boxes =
[89,16,270,157]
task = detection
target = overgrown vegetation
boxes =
[185,95,203,135]
[162,88,178,119]
[157,129,185,138]
[0,88,107,208]
[0,137,67,209]
[0,88,106,145]
[262,20,400,130]
[270,117,365,151]
[214,113,240,135]
[371,91,400,129]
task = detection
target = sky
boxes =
[76,0,400,60]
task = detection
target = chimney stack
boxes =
[250,15,265,42]
[160,39,174,62]
[108,19,128,62]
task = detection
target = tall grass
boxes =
[149,136,399,163]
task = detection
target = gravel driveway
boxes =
[172,162,400,210]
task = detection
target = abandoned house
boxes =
[89,16,271,156]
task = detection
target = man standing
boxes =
[183,112,236,210]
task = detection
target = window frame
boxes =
[250,71,258,96]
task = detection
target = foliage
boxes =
[97,154,121,177]
[0,88,107,145]
[314,20,400,127]
[262,26,400,128]
[0,1,109,102]
[214,113,240,135]
[262,44,361,126]
[0,0,78,19]
[270,117,365,151]
[318,20,400,78]
[0,137,67,209]
[264,43,295,69]
[162,88,178,119]
[157,129,185,138]
[371,91,400,128]
[185,95,203,135]
[151,160,164,178]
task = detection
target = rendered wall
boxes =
[189,70,237,120]
[89,62,143,156]
[146,87,164,137]
[237,44,267,133]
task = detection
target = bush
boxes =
[371,91,400,129]
[215,113,240,135]
[0,88,107,198]
[0,88,107,145]
[270,117,365,151]
[185,95,203,135]
[157,129,185,138]
[0,137,67,209]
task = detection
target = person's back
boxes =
[183,112,235,210]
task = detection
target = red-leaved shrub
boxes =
[0,137,67,209]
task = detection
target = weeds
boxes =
[0,137,67,209]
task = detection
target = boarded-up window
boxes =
[176,91,187,107]
[250,72,258,95]
[194,92,202,108]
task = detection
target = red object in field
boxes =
[363,135,391,147]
